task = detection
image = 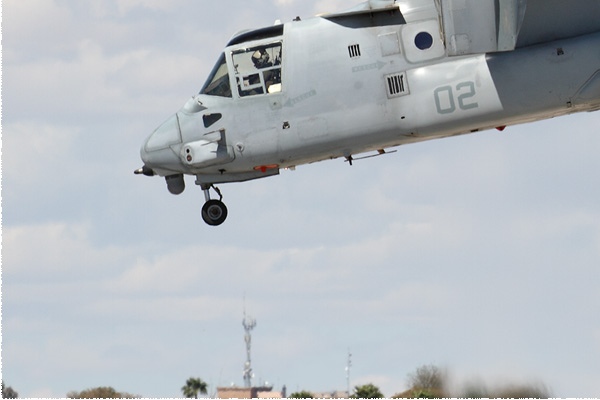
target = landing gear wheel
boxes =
[202,199,228,226]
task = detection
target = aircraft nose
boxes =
[139,114,184,174]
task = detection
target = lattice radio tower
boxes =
[346,349,352,396]
[242,306,256,388]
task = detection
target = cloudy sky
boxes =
[2,0,600,398]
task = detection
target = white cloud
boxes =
[511,209,600,243]
[111,245,284,294]
[274,0,297,5]
[3,0,73,45]
[115,0,174,16]
[90,295,242,323]
[2,122,79,185]
[4,39,204,121]
[2,222,129,277]
[313,0,355,15]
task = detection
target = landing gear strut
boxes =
[201,184,228,226]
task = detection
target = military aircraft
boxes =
[135,0,600,226]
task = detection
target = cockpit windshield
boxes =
[200,53,232,97]
[232,42,282,97]
[200,40,283,98]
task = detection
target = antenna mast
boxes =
[346,349,352,396]
[242,304,256,387]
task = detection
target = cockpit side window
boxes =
[232,42,282,97]
[200,53,232,97]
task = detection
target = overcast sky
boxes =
[2,0,600,398]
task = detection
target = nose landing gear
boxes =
[201,184,228,226]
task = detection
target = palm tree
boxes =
[181,377,208,399]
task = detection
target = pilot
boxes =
[251,48,272,69]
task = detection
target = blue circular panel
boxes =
[415,32,434,50]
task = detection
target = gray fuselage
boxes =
[138,0,600,224]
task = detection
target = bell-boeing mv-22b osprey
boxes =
[135,0,600,226]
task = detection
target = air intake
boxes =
[348,44,361,58]
[386,72,409,98]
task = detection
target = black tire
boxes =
[201,200,228,226]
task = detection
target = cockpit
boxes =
[199,25,284,99]
[233,42,282,96]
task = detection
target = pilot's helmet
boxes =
[251,49,270,68]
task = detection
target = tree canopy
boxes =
[407,364,445,391]
[181,377,208,399]
[392,364,447,398]
[66,386,138,398]
[2,382,19,399]
[351,383,384,398]
[288,390,314,398]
